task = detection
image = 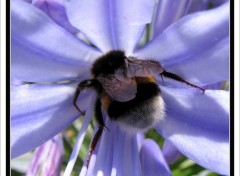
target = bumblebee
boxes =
[73,50,204,166]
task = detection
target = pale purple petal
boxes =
[136,133,145,151]
[83,119,141,176]
[157,36,229,87]
[11,0,101,65]
[209,0,229,7]
[92,118,115,176]
[155,86,229,175]
[11,79,25,86]
[26,135,63,176]
[11,83,96,158]
[80,126,100,176]
[187,0,209,14]
[110,124,125,176]
[134,2,229,64]
[140,139,172,176]
[64,0,155,53]
[162,140,182,164]
[188,0,229,14]
[64,108,94,176]
[121,131,142,176]
[11,39,91,82]
[32,0,79,34]
[203,81,223,90]
[153,0,191,38]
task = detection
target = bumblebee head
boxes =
[91,50,126,77]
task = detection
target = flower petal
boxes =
[80,126,100,176]
[85,119,142,176]
[11,83,96,158]
[155,86,229,175]
[187,0,209,14]
[203,81,223,90]
[26,135,63,176]
[64,108,94,176]
[110,124,125,176]
[92,118,115,176]
[121,131,142,176]
[188,0,229,14]
[11,39,90,82]
[64,0,155,53]
[209,0,229,8]
[162,140,182,164]
[11,0,101,64]
[134,2,229,63]
[32,0,79,34]
[153,0,191,38]
[158,36,229,87]
[140,139,172,176]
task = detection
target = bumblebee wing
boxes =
[97,75,137,102]
[114,67,131,83]
[125,57,164,77]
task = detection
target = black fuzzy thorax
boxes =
[107,79,160,120]
[91,50,126,77]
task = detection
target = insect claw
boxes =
[160,73,164,82]
[103,125,109,132]
[74,103,85,115]
[83,88,87,93]
[86,152,92,168]
[189,84,205,94]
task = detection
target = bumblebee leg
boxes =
[160,70,205,93]
[86,99,106,168]
[73,79,102,115]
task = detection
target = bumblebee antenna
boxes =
[160,70,205,93]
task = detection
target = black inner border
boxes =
[6,0,10,174]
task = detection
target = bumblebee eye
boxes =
[109,59,124,68]
[91,50,127,76]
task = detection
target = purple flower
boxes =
[162,140,182,165]
[26,135,63,176]
[11,0,229,175]
[76,119,171,176]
